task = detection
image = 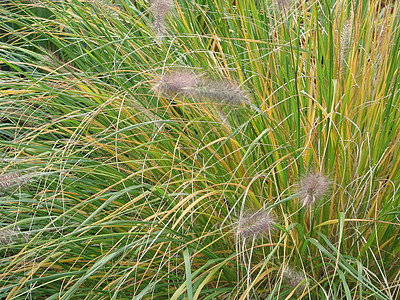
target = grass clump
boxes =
[0,0,400,299]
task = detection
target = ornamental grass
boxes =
[0,0,399,298]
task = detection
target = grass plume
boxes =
[195,79,249,105]
[0,228,29,245]
[0,173,29,192]
[236,210,274,240]
[297,173,331,207]
[0,0,399,298]
[283,266,308,295]
[155,71,248,104]
[338,18,353,74]
[150,0,174,40]
[154,71,200,96]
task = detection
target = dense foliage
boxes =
[1,0,400,298]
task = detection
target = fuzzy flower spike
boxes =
[0,172,29,192]
[283,266,308,295]
[297,172,331,207]
[154,71,248,105]
[236,210,274,241]
[194,79,248,105]
[150,0,174,39]
[154,71,200,97]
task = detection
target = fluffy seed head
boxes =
[150,0,174,38]
[273,0,294,12]
[154,72,248,105]
[0,228,29,245]
[338,19,353,73]
[297,173,331,207]
[283,267,307,294]
[236,210,274,240]
[0,229,14,245]
[195,80,248,105]
[0,173,29,191]
[154,71,200,96]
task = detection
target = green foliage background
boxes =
[0,0,400,298]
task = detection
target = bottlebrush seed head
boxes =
[283,266,307,293]
[150,0,174,38]
[274,0,294,12]
[0,227,29,245]
[236,210,274,240]
[154,71,200,96]
[297,173,331,207]
[0,229,15,245]
[0,173,29,191]
[154,71,248,105]
[195,80,248,105]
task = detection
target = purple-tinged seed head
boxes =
[150,0,174,38]
[194,79,249,105]
[154,71,200,96]
[0,173,29,192]
[283,266,308,295]
[297,173,331,207]
[236,210,274,240]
